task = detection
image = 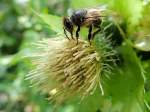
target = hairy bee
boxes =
[63,8,105,43]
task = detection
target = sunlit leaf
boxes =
[102,43,145,112]
[71,0,100,8]
[135,36,150,51]
[37,13,63,34]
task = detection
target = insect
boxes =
[63,8,104,44]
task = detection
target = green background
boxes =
[0,0,150,112]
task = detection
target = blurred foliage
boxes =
[0,0,150,112]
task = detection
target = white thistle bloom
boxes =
[27,35,116,103]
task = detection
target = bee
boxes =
[63,8,105,44]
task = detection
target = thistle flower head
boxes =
[27,35,116,103]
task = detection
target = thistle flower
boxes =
[27,34,116,103]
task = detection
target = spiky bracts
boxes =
[27,35,116,103]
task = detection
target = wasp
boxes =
[63,8,105,44]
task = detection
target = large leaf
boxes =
[134,36,150,51]
[101,43,145,112]
[71,0,100,8]
[108,0,143,25]
[36,13,63,34]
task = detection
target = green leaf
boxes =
[102,43,145,112]
[104,0,143,26]
[37,13,63,34]
[134,36,150,51]
[71,0,100,8]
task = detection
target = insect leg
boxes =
[63,27,70,40]
[76,26,80,44]
[70,31,74,40]
[88,25,93,44]
[92,27,101,40]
